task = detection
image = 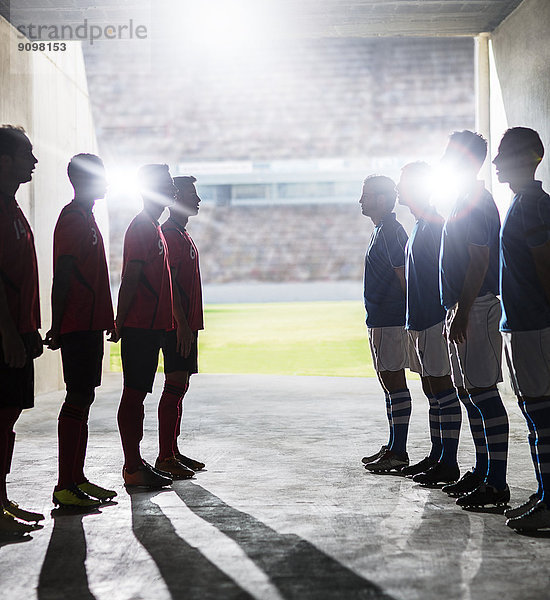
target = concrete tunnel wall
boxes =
[492,0,550,186]
[0,16,105,393]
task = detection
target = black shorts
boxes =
[121,327,165,393]
[162,330,198,375]
[0,332,35,409]
[60,330,104,394]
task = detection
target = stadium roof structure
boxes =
[1,0,524,39]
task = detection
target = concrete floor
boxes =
[1,372,549,600]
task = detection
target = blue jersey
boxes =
[406,208,446,331]
[364,212,408,328]
[439,183,500,311]
[500,180,550,332]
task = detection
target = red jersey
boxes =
[53,201,114,334]
[162,218,204,332]
[0,194,40,334]
[122,211,173,330]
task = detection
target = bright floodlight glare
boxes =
[105,167,142,210]
[429,164,461,215]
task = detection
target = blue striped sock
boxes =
[522,397,550,503]
[470,388,509,490]
[385,391,394,448]
[388,389,411,455]
[519,398,542,498]
[459,393,488,477]
[435,389,461,466]
[427,394,443,461]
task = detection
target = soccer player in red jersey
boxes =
[115,164,178,487]
[157,176,205,477]
[45,154,117,508]
[0,125,44,535]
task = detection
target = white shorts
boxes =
[408,321,451,378]
[446,293,503,390]
[368,326,408,373]
[503,328,550,398]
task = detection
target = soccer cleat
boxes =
[5,501,44,523]
[143,460,173,480]
[0,509,35,536]
[442,470,483,497]
[364,449,409,473]
[123,463,173,488]
[52,486,101,508]
[456,483,510,508]
[155,456,195,480]
[175,452,206,472]
[506,500,550,531]
[504,493,540,520]
[361,445,388,465]
[413,461,459,486]
[77,480,117,502]
[401,456,437,477]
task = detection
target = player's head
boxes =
[68,153,107,202]
[137,163,176,209]
[359,175,397,222]
[397,161,432,212]
[0,125,37,187]
[172,175,200,218]
[442,130,487,175]
[493,127,544,188]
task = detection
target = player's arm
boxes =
[449,244,489,344]
[393,265,407,296]
[0,278,26,368]
[170,266,194,357]
[530,240,550,305]
[115,260,143,338]
[45,254,75,350]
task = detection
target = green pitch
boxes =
[110,301,376,377]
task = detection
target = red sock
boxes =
[173,381,189,455]
[158,380,187,460]
[0,407,20,505]
[73,407,90,485]
[118,387,147,472]
[57,403,88,490]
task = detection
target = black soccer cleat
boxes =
[456,483,510,508]
[364,449,409,473]
[401,456,437,477]
[361,445,388,465]
[442,470,483,497]
[413,461,459,486]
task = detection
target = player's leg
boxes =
[118,328,172,488]
[1,339,44,528]
[0,406,36,534]
[160,330,205,474]
[455,296,509,507]
[365,327,410,473]
[503,329,550,530]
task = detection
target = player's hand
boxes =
[449,307,468,344]
[114,318,123,341]
[107,328,119,343]
[44,328,60,350]
[176,324,194,358]
[29,330,44,358]
[1,327,27,368]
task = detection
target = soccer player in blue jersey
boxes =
[494,127,550,531]
[439,130,510,507]
[359,175,412,473]
[397,162,462,484]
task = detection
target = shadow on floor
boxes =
[37,507,101,600]
[173,483,397,600]
[129,487,254,600]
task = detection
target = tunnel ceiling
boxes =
[1,0,525,37]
